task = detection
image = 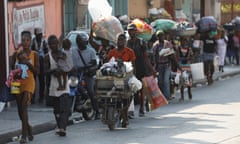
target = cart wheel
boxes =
[107,107,116,130]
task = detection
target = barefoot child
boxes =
[56,39,73,90]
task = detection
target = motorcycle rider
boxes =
[71,32,100,120]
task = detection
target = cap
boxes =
[35,28,42,35]
[156,30,164,36]
[127,23,137,30]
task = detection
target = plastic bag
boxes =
[128,76,142,93]
[142,75,168,111]
[88,0,112,22]
[174,72,180,84]
[92,16,124,44]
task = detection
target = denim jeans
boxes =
[157,65,171,99]
[84,76,98,111]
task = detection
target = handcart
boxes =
[95,71,133,130]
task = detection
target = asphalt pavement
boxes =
[1,65,240,144]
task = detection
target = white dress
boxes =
[48,51,70,97]
[217,36,228,66]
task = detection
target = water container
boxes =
[10,81,21,94]
[190,62,205,81]
[88,0,112,22]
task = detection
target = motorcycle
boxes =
[68,71,95,121]
[96,61,133,130]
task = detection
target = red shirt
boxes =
[108,47,136,62]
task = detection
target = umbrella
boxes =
[150,19,176,32]
[196,16,218,33]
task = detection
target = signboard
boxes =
[78,0,89,5]
[12,5,45,48]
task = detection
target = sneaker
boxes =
[139,110,144,117]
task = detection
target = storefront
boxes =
[220,0,240,25]
[0,0,8,94]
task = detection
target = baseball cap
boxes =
[35,28,42,35]
[127,23,137,30]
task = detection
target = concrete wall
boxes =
[128,0,162,18]
[7,0,63,56]
[204,0,221,25]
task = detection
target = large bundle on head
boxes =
[130,19,153,41]
[148,8,172,19]
[174,21,197,36]
[92,16,124,44]
[151,19,176,32]
[88,0,112,22]
[196,16,218,33]
[229,16,240,30]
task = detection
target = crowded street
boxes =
[5,72,240,144]
[1,0,240,144]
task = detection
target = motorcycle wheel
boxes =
[82,109,95,120]
[107,107,116,130]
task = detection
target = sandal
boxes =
[178,98,184,102]
[19,138,27,144]
[28,126,34,141]
[56,129,66,137]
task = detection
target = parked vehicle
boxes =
[66,30,90,49]
[68,70,95,120]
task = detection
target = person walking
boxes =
[126,23,156,117]
[232,30,240,65]
[176,37,193,101]
[152,30,179,100]
[200,31,217,85]
[44,35,71,136]
[226,31,235,65]
[216,30,228,72]
[31,28,48,103]
[11,30,40,143]
[108,33,136,128]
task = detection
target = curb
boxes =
[1,70,240,144]
[0,116,77,144]
[192,71,240,87]
[0,121,56,144]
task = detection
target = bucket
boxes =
[10,81,21,94]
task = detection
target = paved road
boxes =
[6,74,240,144]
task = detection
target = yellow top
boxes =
[16,51,35,94]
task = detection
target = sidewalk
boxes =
[1,65,240,144]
